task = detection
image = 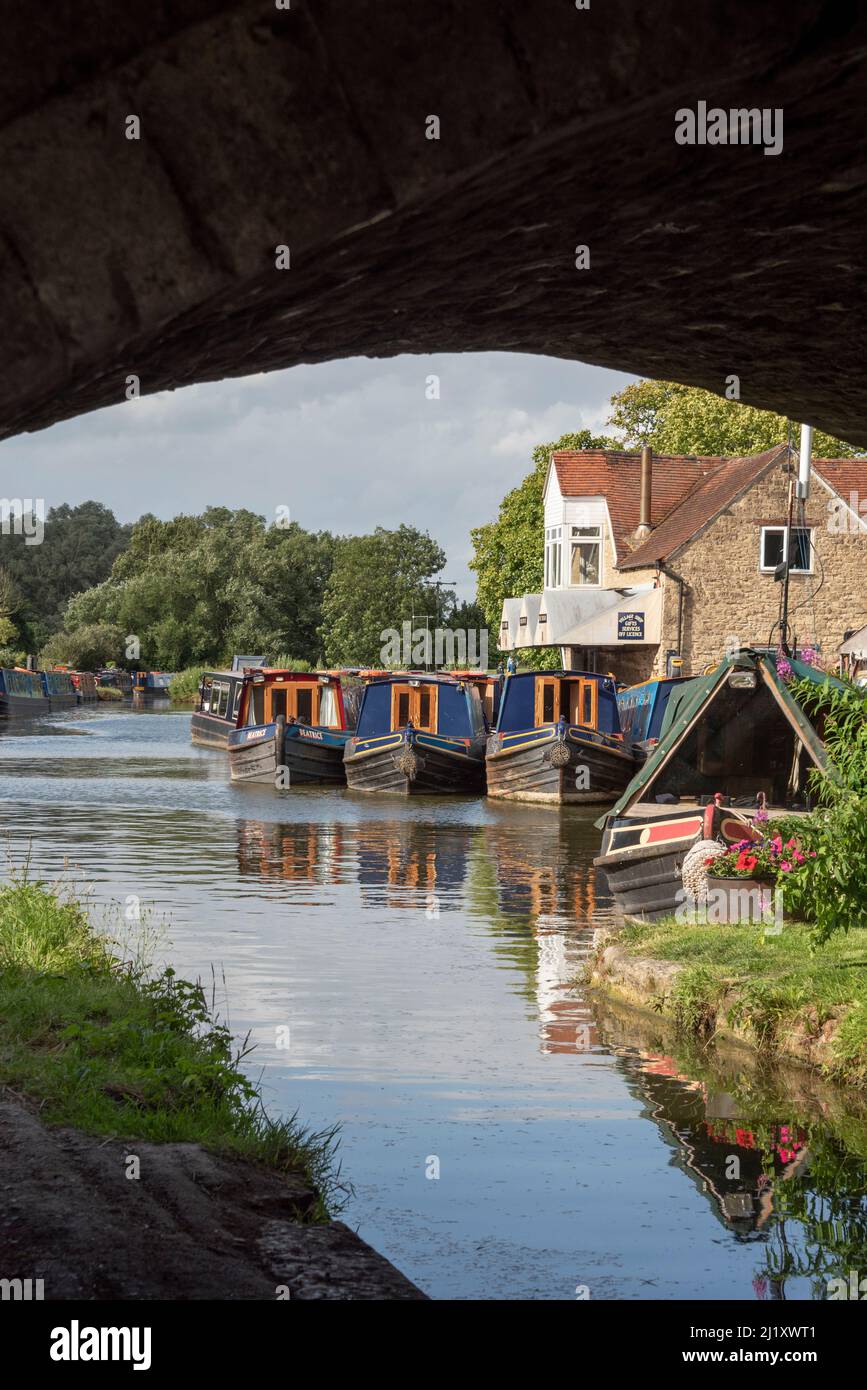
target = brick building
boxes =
[498,444,867,681]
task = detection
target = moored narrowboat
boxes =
[97,669,133,696]
[228,671,352,785]
[617,674,691,760]
[132,671,173,699]
[344,674,487,795]
[0,667,49,718]
[71,671,99,703]
[485,670,635,804]
[40,669,78,710]
[594,650,840,921]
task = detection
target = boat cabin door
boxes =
[390,682,438,732]
[535,676,598,729]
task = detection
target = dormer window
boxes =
[544,526,562,587]
[570,525,601,585]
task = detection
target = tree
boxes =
[607,380,865,457]
[469,429,619,667]
[0,502,131,651]
[40,623,126,670]
[319,525,447,665]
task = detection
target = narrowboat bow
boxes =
[228,671,351,785]
[594,650,840,920]
[0,668,49,718]
[485,670,635,804]
[344,675,487,794]
[40,670,78,711]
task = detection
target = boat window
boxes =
[295,687,313,724]
[248,684,265,726]
[581,681,596,727]
[212,682,228,718]
[396,690,411,727]
[419,689,431,729]
[201,678,212,712]
[270,687,288,721]
[231,683,242,721]
[319,684,339,727]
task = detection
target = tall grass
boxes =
[0,877,345,1217]
[168,666,207,702]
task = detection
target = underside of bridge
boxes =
[1,1,866,444]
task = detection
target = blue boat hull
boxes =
[344,730,486,795]
[485,724,635,804]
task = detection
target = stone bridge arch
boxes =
[1,1,865,444]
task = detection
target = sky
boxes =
[0,353,637,601]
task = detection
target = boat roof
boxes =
[505,669,617,682]
[595,649,844,828]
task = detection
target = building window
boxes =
[760,526,813,574]
[570,525,601,585]
[544,526,562,587]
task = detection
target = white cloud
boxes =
[1,353,637,600]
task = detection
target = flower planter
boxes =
[704,875,789,926]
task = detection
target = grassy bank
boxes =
[593,918,867,1086]
[0,877,341,1217]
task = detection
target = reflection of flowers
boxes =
[752,1274,769,1299]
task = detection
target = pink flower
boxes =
[809,850,817,857]
[780,861,792,872]
[794,852,805,864]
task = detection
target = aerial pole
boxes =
[779,424,813,657]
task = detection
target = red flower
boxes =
[736,852,758,872]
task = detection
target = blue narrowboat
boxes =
[226,671,353,785]
[40,669,78,711]
[132,671,173,699]
[616,675,691,760]
[0,667,49,718]
[485,670,635,804]
[344,674,487,794]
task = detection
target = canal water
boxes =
[2,704,867,1300]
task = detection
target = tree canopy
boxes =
[0,501,130,653]
[44,511,453,672]
[607,380,864,458]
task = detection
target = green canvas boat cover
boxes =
[596,649,841,828]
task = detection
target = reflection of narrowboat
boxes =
[228,671,351,785]
[617,676,691,760]
[594,650,839,920]
[132,671,173,698]
[97,669,133,696]
[0,668,48,718]
[485,670,635,804]
[40,670,78,710]
[344,675,487,794]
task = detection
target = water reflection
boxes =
[1,707,866,1299]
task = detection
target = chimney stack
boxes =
[636,445,653,538]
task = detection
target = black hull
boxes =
[486,731,634,804]
[230,727,347,785]
[595,839,690,921]
[0,693,49,719]
[345,740,485,796]
[48,694,78,711]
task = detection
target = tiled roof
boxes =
[551,450,725,563]
[618,445,787,569]
[812,459,867,511]
[552,446,867,571]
